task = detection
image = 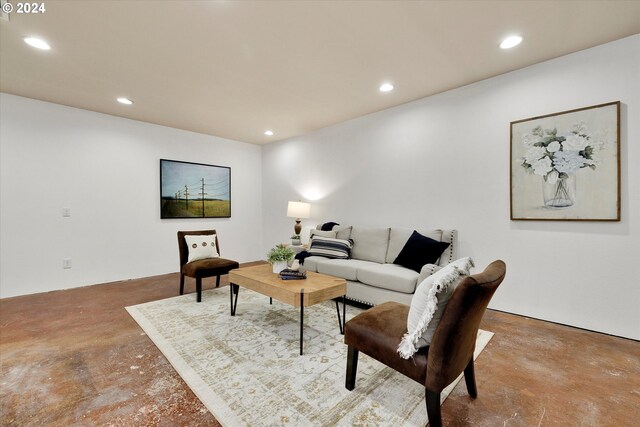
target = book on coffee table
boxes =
[278,269,307,280]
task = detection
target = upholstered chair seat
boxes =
[181,258,240,278]
[345,302,429,383]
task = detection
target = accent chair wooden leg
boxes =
[345,346,359,390]
[196,277,202,303]
[216,275,221,288]
[179,274,185,295]
[464,358,478,398]
[426,389,442,427]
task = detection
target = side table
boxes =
[284,243,309,254]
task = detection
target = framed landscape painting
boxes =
[510,101,620,221]
[160,159,231,218]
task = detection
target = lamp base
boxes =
[294,219,302,235]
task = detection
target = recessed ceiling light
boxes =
[24,37,50,50]
[500,35,523,49]
[117,97,134,105]
[379,83,394,92]
[264,130,274,136]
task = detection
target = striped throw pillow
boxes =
[308,236,353,259]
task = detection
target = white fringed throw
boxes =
[397,257,474,359]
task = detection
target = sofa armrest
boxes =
[417,263,442,287]
[438,229,457,267]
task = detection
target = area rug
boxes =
[126,288,493,426]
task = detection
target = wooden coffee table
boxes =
[228,264,347,355]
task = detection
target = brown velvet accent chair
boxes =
[344,260,506,427]
[177,230,239,302]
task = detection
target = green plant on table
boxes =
[266,244,295,264]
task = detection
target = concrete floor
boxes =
[1,267,639,426]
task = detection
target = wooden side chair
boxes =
[344,260,506,427]
[177,230,239,302]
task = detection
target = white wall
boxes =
[262,35,640,340]
[0,94,263,298]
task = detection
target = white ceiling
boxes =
[1,1,639,144]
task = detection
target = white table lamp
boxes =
[287,201,311,235]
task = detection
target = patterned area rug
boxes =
[126,288,493,426]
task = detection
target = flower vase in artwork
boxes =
[520,122,604,210]
[543,173,576,208]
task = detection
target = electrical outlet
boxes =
[63,258,72,269]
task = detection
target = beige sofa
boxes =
[301,226,457,306]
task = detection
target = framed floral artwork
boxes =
[510,101,620,221]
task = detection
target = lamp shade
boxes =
[287,201,311,219]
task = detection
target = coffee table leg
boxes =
[342,295,346,334]
[335,299,343,334]
[300,289,304,355]
[334,295,346,335]
[230,284,239,316]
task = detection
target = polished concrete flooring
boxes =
[1,267,639,426]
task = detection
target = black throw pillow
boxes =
[393,231,450,273]
[321,221,340,231]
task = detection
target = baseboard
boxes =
[486,308,639,342]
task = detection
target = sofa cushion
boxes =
[345,280,414,307]
[315,224,352,239]
[309,228,338,239]
[300,255,323,272]
[335,225,353,240]
[308,236,353,259]
[393,231,450,273]
[316,259,376,281]
[350,227,390,263]
[386,228,443,264]
[357,263,419,294]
